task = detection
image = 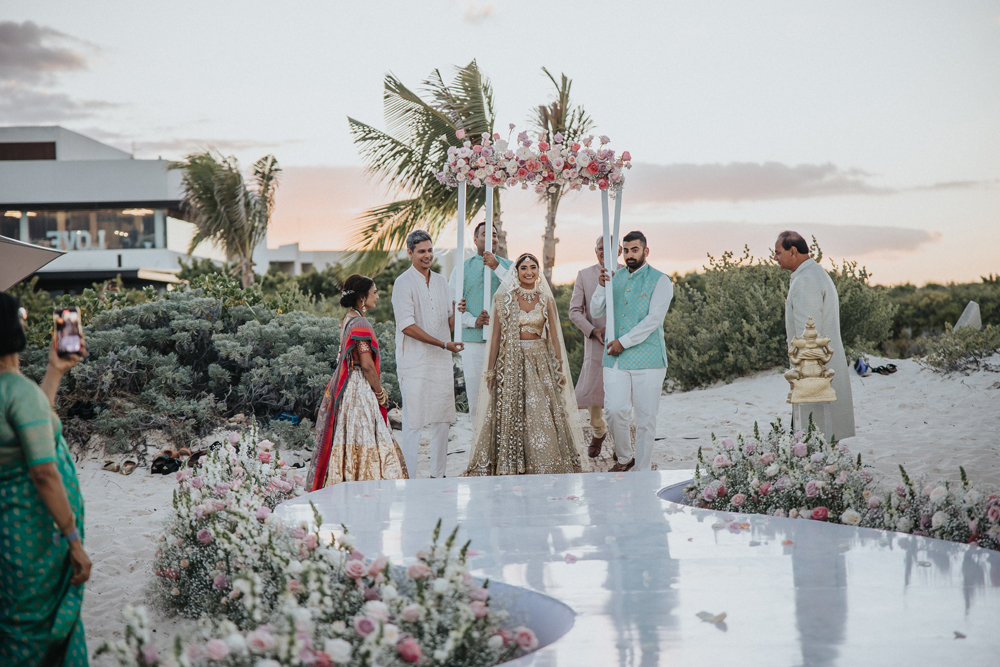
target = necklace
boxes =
[515,285,540,303]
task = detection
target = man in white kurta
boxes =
[393,230,464,478]
[591,231,674,472]
[775,231,856,440]
[449,222,511,420]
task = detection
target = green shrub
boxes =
[920,324,1000,374]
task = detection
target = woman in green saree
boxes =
[0,293,92,667]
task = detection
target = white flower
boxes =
[964,490,982,506]
[381,623,399,645]
[931,511,947,530]
[929,486,947,504]
[257,661,281,667]
[488,634,504,650]
[286,560,303,575]
[432,578,450,594]
[896,516,913,533]
[434,650,448,661]
[381,584,398,601]
[324,638,353,664]
[363,600,390,620]
[840,509,861,526]
[765,463,780,478]
[226,632,247,652]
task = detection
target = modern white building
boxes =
[0,126,333,292]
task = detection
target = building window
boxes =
[29,213,59,247]
[1,216,19,240]
[0,142,57,161]
[25,209,159,250]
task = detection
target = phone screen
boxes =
[54,307,83,358]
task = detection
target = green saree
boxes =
[0,372,88,667]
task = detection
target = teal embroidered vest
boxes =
[462,254,512,343]
[602,263,668,370]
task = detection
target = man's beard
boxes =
[624,256,645,271]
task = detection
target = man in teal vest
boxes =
[591,230,674,472]
[449,221,512,419]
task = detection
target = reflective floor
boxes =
[276,471,1000,667]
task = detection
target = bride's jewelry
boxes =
[515,284,540,302]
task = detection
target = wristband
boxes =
[52,528,81,545]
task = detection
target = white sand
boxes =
[79,356,1000,652]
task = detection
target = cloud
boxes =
[0,82,117,122]
[0,21,91,85]
[132,137,301,158]
[623,162,986,204]
[463,2,494,24]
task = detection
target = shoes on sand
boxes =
[609,458,635,473]
[588,433,607,458]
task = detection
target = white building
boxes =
[0,126,332,292]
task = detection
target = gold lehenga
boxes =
[307,316,407,489]
[465,277,586,477]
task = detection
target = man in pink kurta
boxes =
[568,236,618,458]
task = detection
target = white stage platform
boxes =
[276,471,1000,666]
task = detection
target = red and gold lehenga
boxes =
[306,316,407,490]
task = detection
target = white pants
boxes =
[459,342,487,420]
[603,365,666,471]
[400,422,449,478]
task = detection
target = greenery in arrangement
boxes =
[684,419,1000,553]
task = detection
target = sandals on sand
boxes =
[151,455,181,475]
[121,459,138,475]
[872,364,898,376]
[102,459,120,473]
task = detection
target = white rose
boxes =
[324,638,353,664]
[765,463,780,478]
[964,490,982,506]
[381,584,398,601]
[488,635,504,650]
[381,623,399,645]
[931,511,947,530]
[577,154,591,167]
[432,578,449,594]
[750,478,760,488]
[363,600,390,620]
[338,534,355,550]
[287,560,303,575]
[896,517,913,533]
[929,486,947,504]
[226,632,246,651]
[840,509,861,526]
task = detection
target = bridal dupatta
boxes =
[308,316,388,491]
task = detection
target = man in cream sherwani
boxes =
[392,229,464,478]
[569,235,619,458]
[775,231,855,439]
[592,230,674,472]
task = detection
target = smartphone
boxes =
[54,307,83,358]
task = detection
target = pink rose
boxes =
[197,529,213,545]
[288,579,302,594]
[176,470,189,482]
[988,506,1000,524]
[368,556,387,576]
[456,129,466,139]
[598,178,609,190]
[731,493,746,507]
[289,526,307,539]
[586,161,600,175]
[258,439,274,450]
[344,560,367,580]
[716,484,727,498]
[191,476,205,489]
[303,534,319,550]
[349,549,365,561]
[969,520,978,534]
[701,486,717,502]
[836,471,848,484]
[228,431,241,445]
[353,615,377,637]
[278,459,286,467]
[514,626,538,651]
[759,482,772,496]
[142,644,160,664]
[213,573,230,590]
[712,454,732,470]
[205,639,230,661]
[868,496,883,508]
[398,637,423,664]
[470,600,489,618]
[258,451,272,463]
[401,604,422,623]
[721,438,736,450]
[759,452,775,465]
[793,443,808,458]
[810,506,829,521]
[246,627,276,653]
[472,144,482,154]
[468,586,489,601]
[407,562,432,580]
[256,506,272,521]
[621,151,632,161]
[805,480,820,498]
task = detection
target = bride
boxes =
[465,253,587,476]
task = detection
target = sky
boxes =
[2,0,998,284]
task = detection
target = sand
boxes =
[79,355,1000,653]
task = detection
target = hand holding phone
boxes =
[53,307,83,359]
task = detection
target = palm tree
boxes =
[169,151,281,288]
[348,60,505,274]
[532,68,595,288]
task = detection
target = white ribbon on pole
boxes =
[454,180,466,344]
[601,189,614,339]
[483,185,494,341]
[612,185,623,269]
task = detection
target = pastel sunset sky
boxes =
[3,1,998,284]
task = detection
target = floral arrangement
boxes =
[436,126,632,195]
[99,432,538,667]
[683,419,1000,551]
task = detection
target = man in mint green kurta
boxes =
[591,231,674,472]
[449,222,512,419]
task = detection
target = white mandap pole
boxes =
[612,184,623,270]
[454,180,467,344]
[601,189,614,336]
[482,185,494,341]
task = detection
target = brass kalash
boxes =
[785,317,837,438]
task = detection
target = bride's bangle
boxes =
[485,370,496,380]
